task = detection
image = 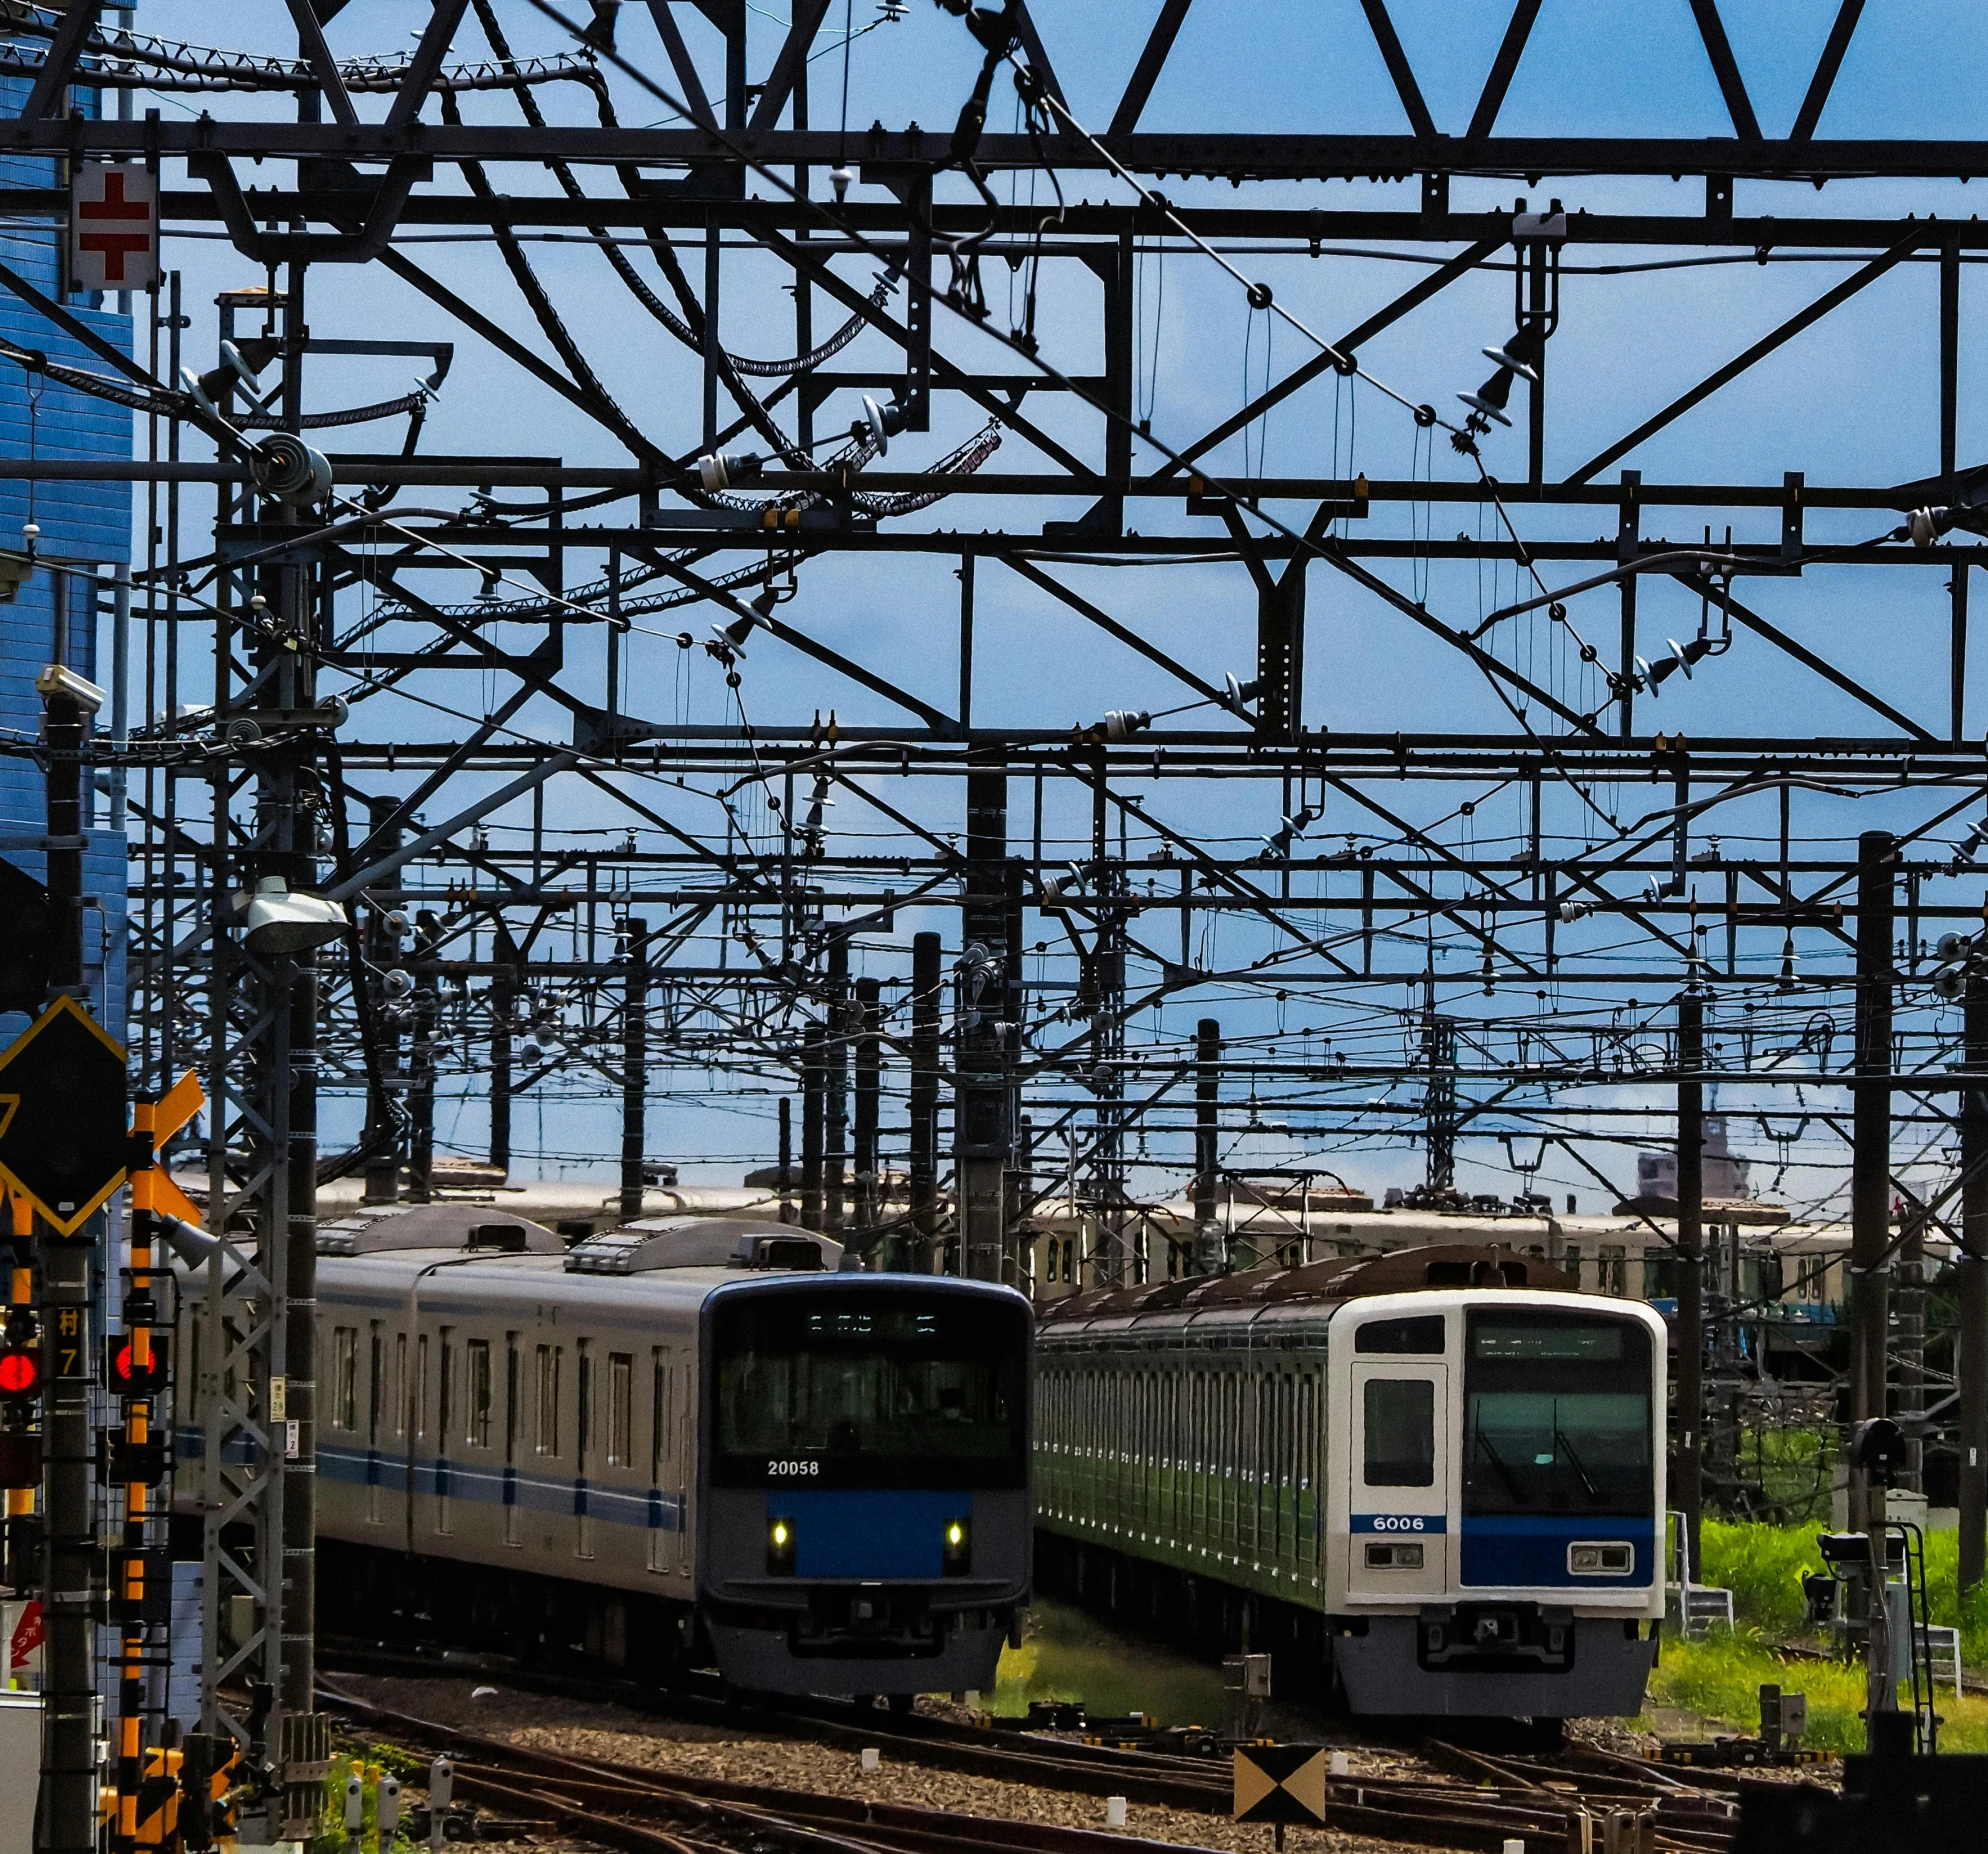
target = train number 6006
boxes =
[1371,1514,1427,1532]
[768,1460,820,1477]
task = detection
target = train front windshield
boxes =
[1462,1311,1652,1517]
[711,1293,1028,1489]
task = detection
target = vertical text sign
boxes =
[70,163,158,291]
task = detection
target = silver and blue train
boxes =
[174,1204,1033,1698]
[1033,1243,1666,1719]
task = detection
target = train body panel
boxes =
[174,1210,1031,1697]
[1036,1247,1663,1718]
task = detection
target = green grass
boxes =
[990,1597,1226,1728]
[1648,1630,1988,1752]
[1653,1518,1988,1751]
[1697,1517,1988,1667]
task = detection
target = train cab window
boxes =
[368,1325,382,1446]
[394,1334,407,1437]
[535,1344,561,1456]
[1362,1379,1435,1486]
[577,1341,595,1467]
[608,1353,633,1467]
[332,1327,357,1431]
[710,1289,1028,1490]
[466,1340,492,1449]
[415,1334,429,1439]
[1463,1312,1652,1517]
[1355,1315,1445,1354]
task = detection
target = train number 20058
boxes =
[768,1460,822,1477]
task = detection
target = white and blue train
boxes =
[175,1204,1033,1698]
[1034,1244,1666,1720]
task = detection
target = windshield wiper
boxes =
[1472,1422,1527,1502]
[1553,1423,1601,1500]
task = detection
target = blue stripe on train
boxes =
[1459,1515,1656,1587]
[316,1445,685,1530]
[773,1489,969,1579]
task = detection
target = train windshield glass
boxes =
[710,1292,1028,1488]
[1463,1312,1652,1517]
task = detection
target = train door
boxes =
[1346,1360,1448,1600]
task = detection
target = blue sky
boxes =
[116,2,1988,1213]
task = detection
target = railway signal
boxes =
[102,1334,168,1396]
[0,1339,38,1402]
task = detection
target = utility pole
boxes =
[957,760,1012,1281]
[777,1094,793,1225]
[1960,961,1988,1592]
[824,937,848,1238]
[1852,831,1896,1744]
[801,1014,824,1233]
[853,976,880,1249]
[1194,1018,1221,1275]
[488,932,515,1179]
[1088,755,1125,1287]
[406,948,435,1206]
[38,671,97,1854]
[909,931,940,1272]
[1851,832,1896,1523]
[362,799,404,1204]
[620,919,648,1223]
[1675,989,1704,1581]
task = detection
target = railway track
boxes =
[319,1638,1233,1808]
[317,1673,1757,1854]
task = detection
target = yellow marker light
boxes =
[942,1516,972,1575]
[766,1515,797,1575]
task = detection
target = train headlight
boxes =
[942,1517,972,1576]
[767,1517,796,1575]
[1568,1541,1633,1576]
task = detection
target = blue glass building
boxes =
[0,74,132,1039]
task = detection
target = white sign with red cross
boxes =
[69,163,158,292]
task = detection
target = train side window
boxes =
[505,1335,519,1465]
[1355,1315,1445,1354]
[367,1324,382,1447]
[332,1327,357,1431]
[1362,1379,1435,1487]
[1597,1244,1626,1295]
[1562,1244,1582,1288]
[466,1340,492,1449]
[577,1341,595,1469]
[608,1353,633,1467]
[535,1344,560,1456]
[437,1329,455,1450]
[394,1334,407,1438]
[651,1349,669,1476]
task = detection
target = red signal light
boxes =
[102,1335,167,1395]
[0,1348,39,1400]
